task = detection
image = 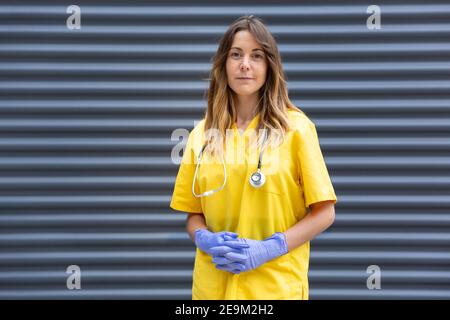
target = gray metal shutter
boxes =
[1,1,449,299]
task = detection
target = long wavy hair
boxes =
[203,15,302,158]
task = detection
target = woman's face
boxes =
[226,30,268,98]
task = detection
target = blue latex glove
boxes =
[194,229,245,256]
[212,232,288,274]
[209,234,249,274]
[210,245,248,274]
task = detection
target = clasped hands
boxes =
[194,229,288,274]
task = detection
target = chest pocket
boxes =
[258,172,286,196]
[257,144,299,197]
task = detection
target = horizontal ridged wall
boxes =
[1,0,449,299]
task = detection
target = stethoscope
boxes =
[192,130,267,197]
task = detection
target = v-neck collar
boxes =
[232,112,260,136]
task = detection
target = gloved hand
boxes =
[209,234,248,274]
[210,245,248,274]
[211,232,288,274]
[194,228,247,256]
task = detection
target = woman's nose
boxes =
[240,62,250,71]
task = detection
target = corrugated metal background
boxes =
[1,0,450,299]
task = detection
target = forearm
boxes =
[283,201,335,252]
[186,213,207,242]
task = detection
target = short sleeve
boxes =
[169,129,203,213]
[295,118,337,209]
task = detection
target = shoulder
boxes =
[185,118,206,153]
[287,107,316,132]
[190,118,206,136]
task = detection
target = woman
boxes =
[170,15,337,300]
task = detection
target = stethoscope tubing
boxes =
[191,130,267,197]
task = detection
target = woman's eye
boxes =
[253,54,263,59]
[230,52,240,58]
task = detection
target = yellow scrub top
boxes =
[170,108,337,300]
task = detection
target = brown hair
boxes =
[203,15,302,157]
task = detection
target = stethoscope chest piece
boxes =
[249,170,266,188]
